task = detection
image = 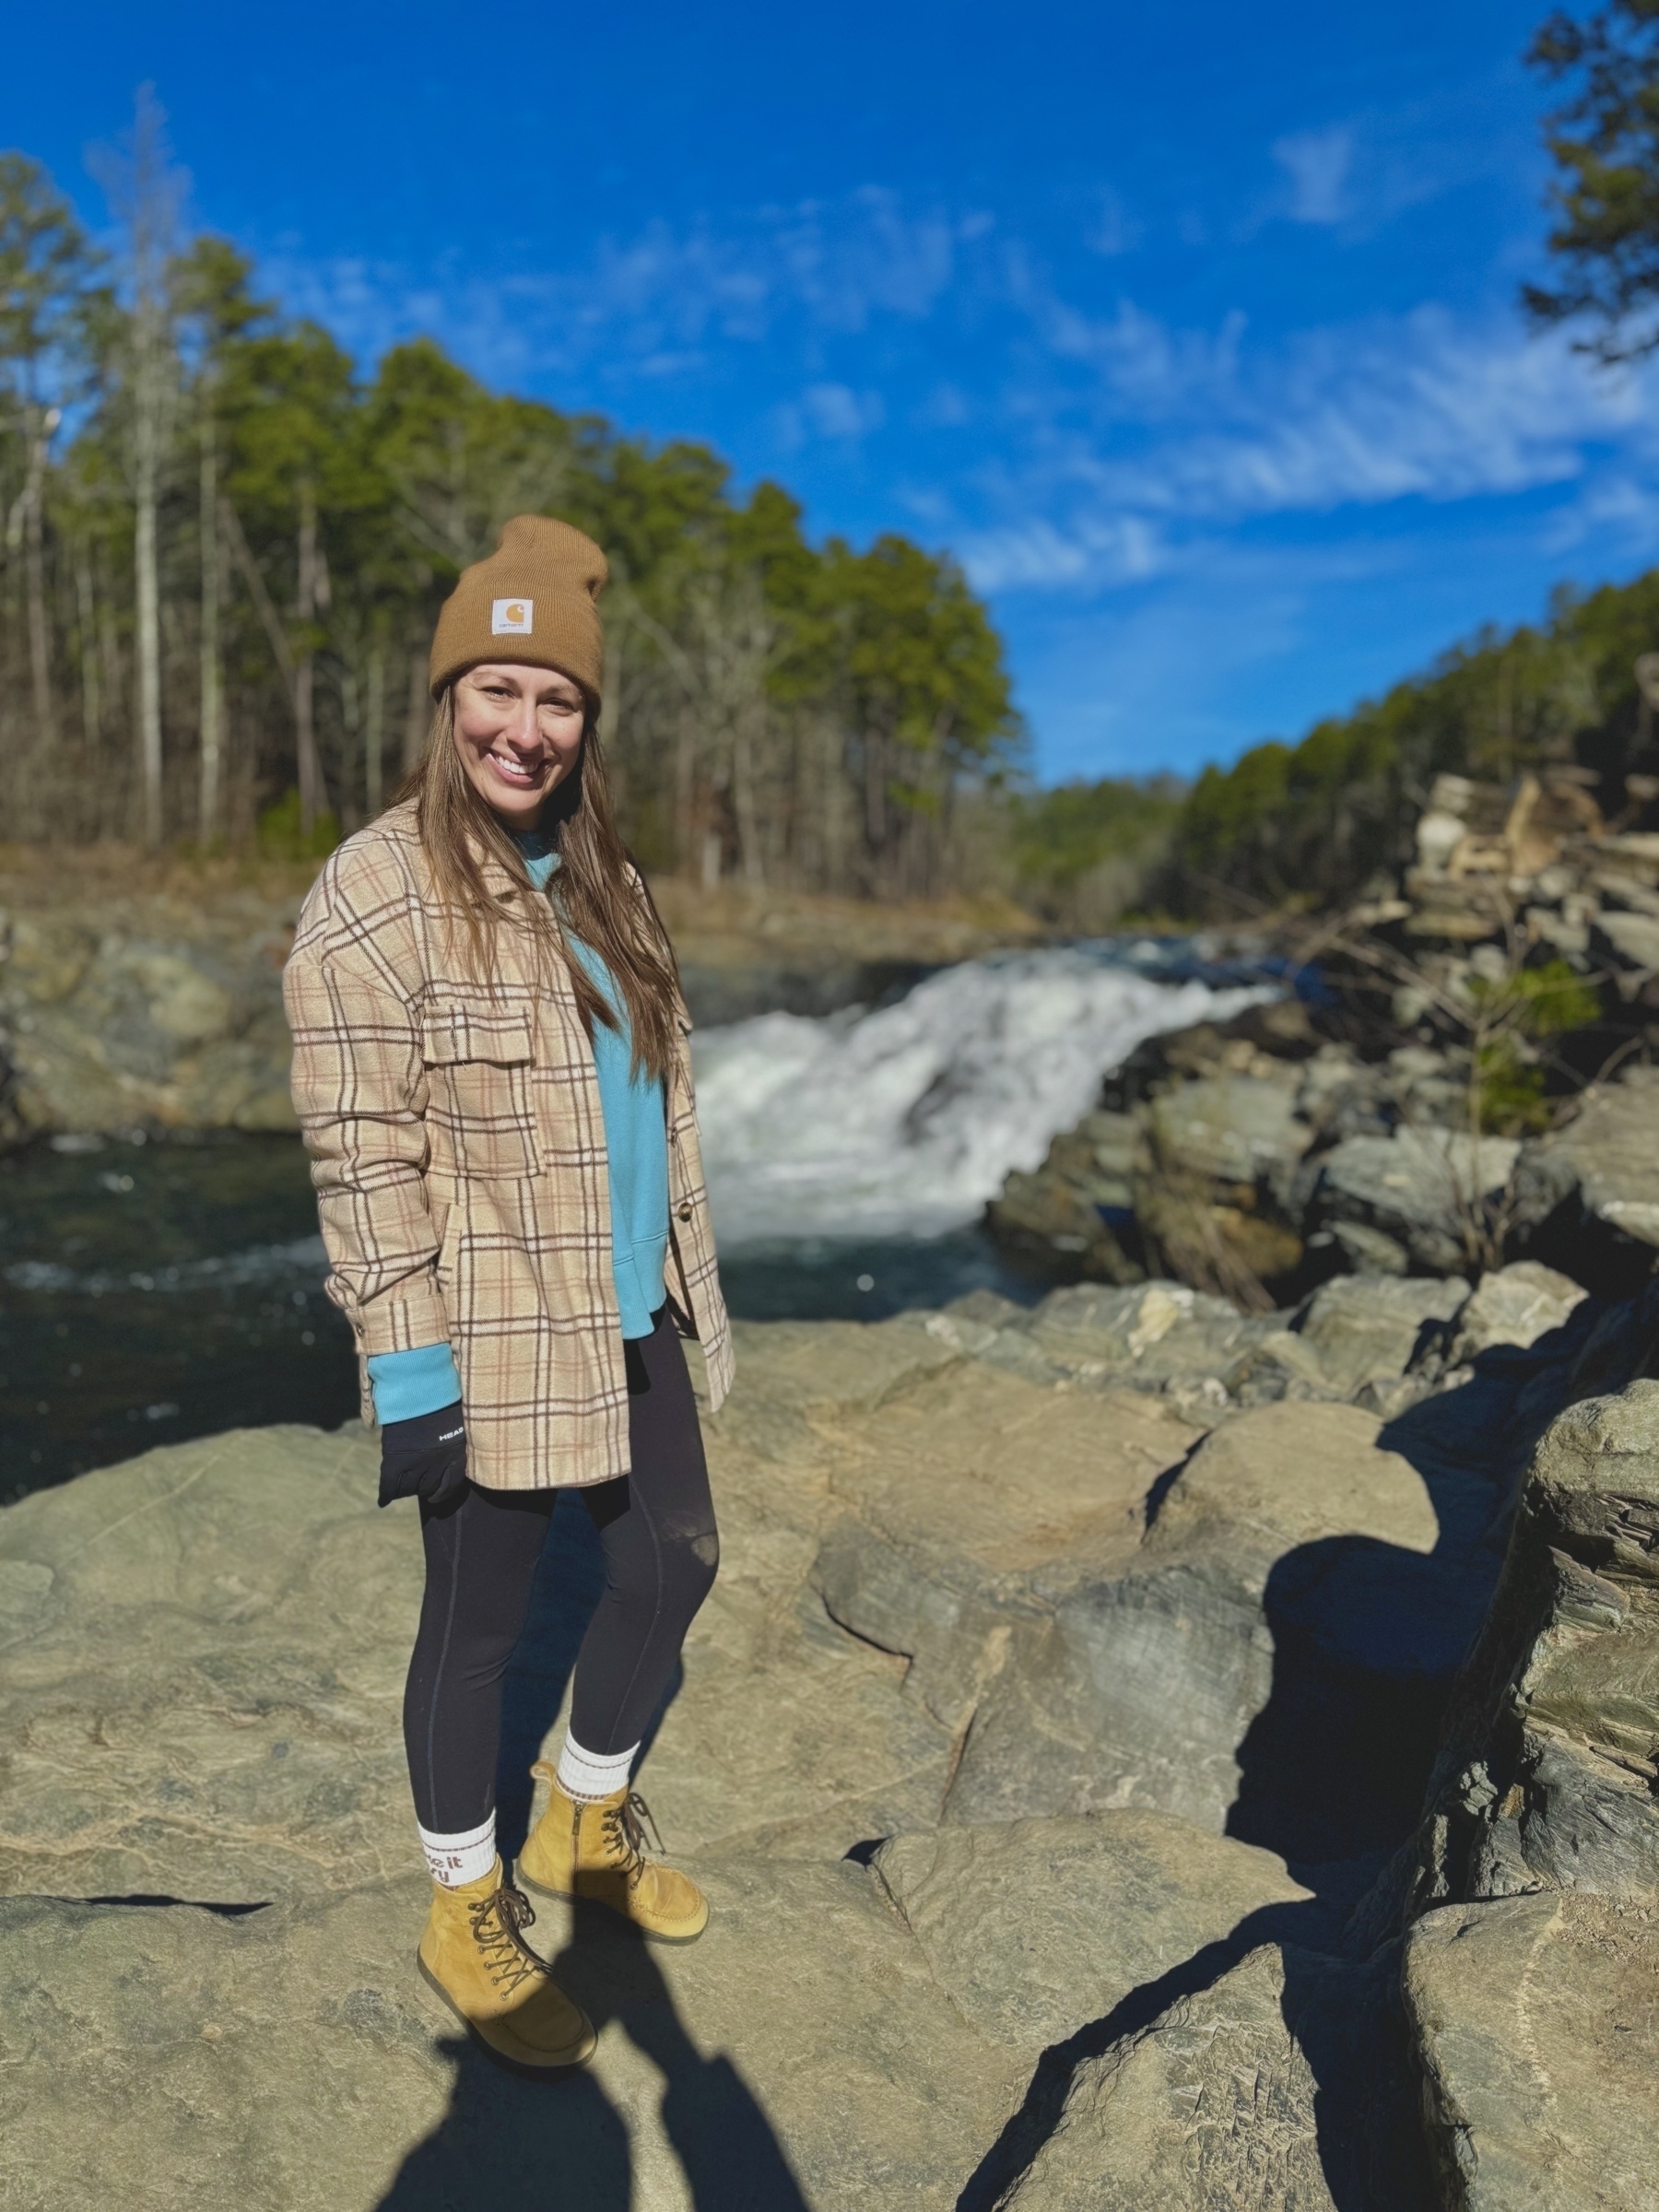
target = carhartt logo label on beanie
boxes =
[492,598,533,636]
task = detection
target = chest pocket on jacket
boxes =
[420,1003,537,1181]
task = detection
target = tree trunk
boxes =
[732,721,766,887]
[22,406,56,751]
[294,477,324,835]
[365,644,385,818]
[134,418,163,845]
[404,646,429,771]
[197,398,223,843]
[75,547,100,754]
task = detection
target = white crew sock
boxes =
[417,1811,497,1888]
[556,1730,640,1804]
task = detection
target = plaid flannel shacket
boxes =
[282,802,733,1490]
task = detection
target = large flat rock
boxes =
[0,1853,1026,2212]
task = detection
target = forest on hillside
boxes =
[1156,573,1659,919]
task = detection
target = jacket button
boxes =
[677,1203,693,1222]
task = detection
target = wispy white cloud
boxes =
[959,513,1171,593]
[1273,126,1353,226]
[263,183,1659,624]
[772,381,887,447]
[965,304,1659,595]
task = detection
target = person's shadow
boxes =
[376,1493,809,2212]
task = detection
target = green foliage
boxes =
[255,788,339,861]
[1468,960,1604,1133]
[1010,777,1183,918]
[1525,0,1659,359]
[0,140,1022,888]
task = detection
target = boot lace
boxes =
[467,1879,548,1996]
[600,1791,665,1887]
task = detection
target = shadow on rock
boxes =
[1228,1371,1517,1874]
[376,2031,633,2209]
[376,1909,810,2212]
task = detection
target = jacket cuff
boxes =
[347,1275,451,1360]
[367,1342,462,1426]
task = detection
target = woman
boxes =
[284,514,733,2077]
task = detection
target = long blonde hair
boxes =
[392,688,681,1084]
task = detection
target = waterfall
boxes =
[693,944,1271,1246]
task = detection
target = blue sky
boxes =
[7,0,1652,782]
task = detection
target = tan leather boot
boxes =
[517,1765,709,1942]
[417,1857,596,2075]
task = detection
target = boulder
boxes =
[1315,1127,1520,1277]
[0,911,300,1138]
[1144,1071,1309,1187]
[1450,1262,1589,1365]
[1000,1278,1277,1395]
[1293,1274,1469,1396]
[1404,1893,1659,2211]
[1520,1067,1659,1253]
[1420,1380,1659,1910]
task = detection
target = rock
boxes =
[0,1316,1438,2207]
[0,910,300,1139]
[1223,1327,1338,1405]
[1145,1072,1309,1187]
[1147,1398,1441,1563]
[985,1940,1430,2211]
[1294,1274,1469,1396]
[1316,1127,1520,1277]
[945,1399,1491,1856]
[871,1810,1316,2057]
[1594,908,1659,974]
[0,1856,1028,2212]
[1404,1892,1659,2211]
[0,1321,976,1899]
[1013,1278,1277,1393]
[1324,1218,1411,1274]
[1521,1067,1659,1253]
[812,1360,1201,1736]
[1418,1378,1659,1913]
[1450,1261,1589,1364]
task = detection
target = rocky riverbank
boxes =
[990,766,1659,1303]
[3,1259,1654,2206]
[0,845,1039,1145]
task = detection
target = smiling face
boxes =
[451,663,588,827]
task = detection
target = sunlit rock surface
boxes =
[1,1294,1654,2206]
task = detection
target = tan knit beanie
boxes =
[429,514,608,702]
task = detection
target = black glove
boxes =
[378,1403,469,1511]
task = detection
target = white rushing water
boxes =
[693,945,1272,1247]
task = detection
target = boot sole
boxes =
[514,1864,709,1944]
[416,1952,596,2076]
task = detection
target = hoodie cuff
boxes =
[367,1341,462,1427]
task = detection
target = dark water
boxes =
[0,1131,1036,1502]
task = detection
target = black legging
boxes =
[403,1305,719,1834]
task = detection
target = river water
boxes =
[0,939,1271,1497]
